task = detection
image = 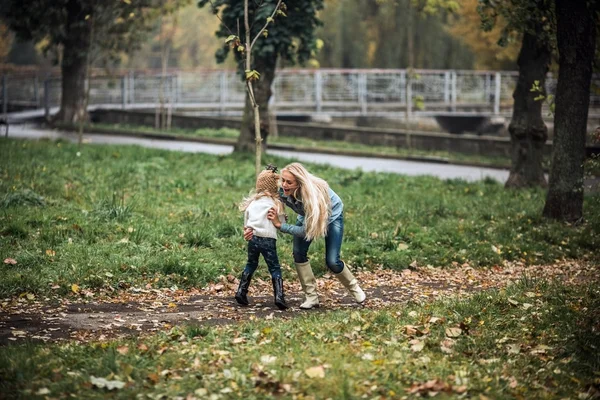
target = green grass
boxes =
[90,122,515,168]
[0,138,599,298]
[1,279,598,399]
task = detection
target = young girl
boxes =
[253,162,366,309]
[235,164,288,310]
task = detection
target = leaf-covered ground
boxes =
[1,260,595,345]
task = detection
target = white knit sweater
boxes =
[244,197,285,240]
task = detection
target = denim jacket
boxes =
[278,187,343,238]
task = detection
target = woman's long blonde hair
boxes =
[282,163,331,240]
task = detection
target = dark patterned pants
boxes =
[243,236,282,279]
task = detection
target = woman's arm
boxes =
[268,208,306,237]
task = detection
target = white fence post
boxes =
[494,72,501,115]
[219,71,227,114]
[444,71,450,104]
[1,75,7,119]
[407,71,413,120]
[44,79,50,121]
[359,72,367,115]
[121,76,127,109]
[315,70,322,113]
[451,71,457,112]
[129,72,135,104]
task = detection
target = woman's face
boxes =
[281,171,299,197]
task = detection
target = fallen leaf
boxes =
[260,355,277,364]
[507,344,520,354]
[3,258,17,265]
[445,327,462,338]
[305,365,325,378]
[71,284,80,294]
[90,376,125,390]
[508,298,519,306]
[410,340,424,352]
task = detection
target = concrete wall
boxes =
[92,109,554,158]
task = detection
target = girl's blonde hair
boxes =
[238,190,283,214]
[282,163,331,240]
[240,166,283,213]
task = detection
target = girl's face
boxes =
[281,171,299,197]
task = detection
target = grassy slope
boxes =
[1,138,598,297]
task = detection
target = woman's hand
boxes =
[243,227,254,241]
[267,208,282,229]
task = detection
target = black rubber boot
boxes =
[235,271,252,305]
[272,277,288,310]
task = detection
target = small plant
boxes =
[1,189,46,209]
[531,79,555,116]
[93,192,133,221]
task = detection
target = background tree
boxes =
[0,0,181,124]
[542,0,598,222]
[155,0,184,131]
[317,0,472,69]
[200,0,324,158]
[0,23,13,63]
[478,0,555,189]
[446,0,519,70]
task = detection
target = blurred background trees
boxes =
[0,0,521,71]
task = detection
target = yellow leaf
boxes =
[71,284,80,294]
[305,365,325,378]
[26,293,35,300]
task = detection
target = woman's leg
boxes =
[324,215,344,274]
[292,223,319,309]
[327,215,366,303]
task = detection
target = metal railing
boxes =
[2,69,599,118]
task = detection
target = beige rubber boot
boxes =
[335,263,366,303]
[295,261,320,309]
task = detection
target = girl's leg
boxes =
[243,238,261,275]
[261,238,282,279]
[236,238,260,305]
[260,238,287,310]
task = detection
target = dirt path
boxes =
[1,261,595,345]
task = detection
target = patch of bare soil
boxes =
[0,261,596,345]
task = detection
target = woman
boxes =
[245,162,366,309]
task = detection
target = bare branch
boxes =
[207,0,236,36]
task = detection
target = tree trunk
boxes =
[543,0,596,222]
[505,31,551,188]
[234,56,277,153]
[54,0,91,124]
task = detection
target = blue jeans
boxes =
[243,236,282,279]
[292,214,344,274]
